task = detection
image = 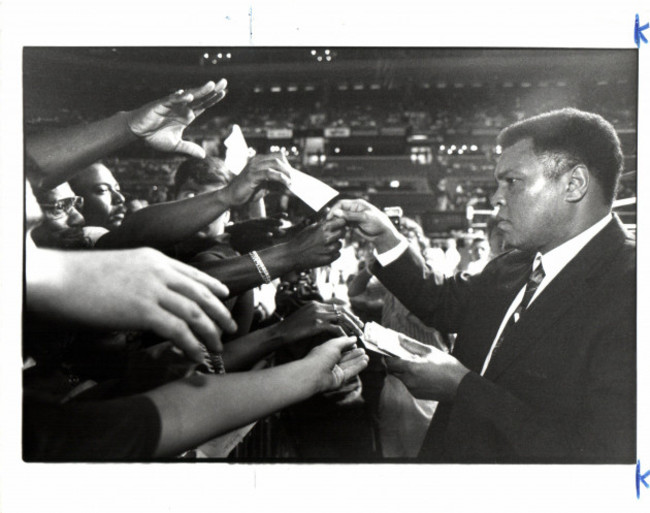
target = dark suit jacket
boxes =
[373,216,636,463]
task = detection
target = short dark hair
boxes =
[173,157,234,197]
[496,108,624,204]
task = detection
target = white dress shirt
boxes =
[479,213,613,375]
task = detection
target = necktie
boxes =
[493,259,546,353]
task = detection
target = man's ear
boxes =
[565,164,589,202]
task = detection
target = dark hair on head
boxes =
[173,157,234,197]
[496,108,624,204]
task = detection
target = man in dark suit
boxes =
[329,108,635,463]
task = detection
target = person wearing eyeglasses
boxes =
[30,183,92,249]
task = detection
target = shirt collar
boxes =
[535,213,612,283]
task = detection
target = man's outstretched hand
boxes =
[126,79,228,159]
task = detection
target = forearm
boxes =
[221,324,285,371]
[191,242,298,297]
[148,360,321,457]
[96,190,231,250]
[372,247,468,333]
[25,112,137,190]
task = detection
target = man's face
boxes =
[73,164,126,230]
[32,183,87,248]
[491,138,569,253]
[175,178,229,240]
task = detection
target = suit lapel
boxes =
[456,260,530,372]
[484,217,629,381]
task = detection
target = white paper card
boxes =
[224,124,249,175]
[362,322,420,359]
[288,168,339,211]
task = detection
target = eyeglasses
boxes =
[39,196,84,219]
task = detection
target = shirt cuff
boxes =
[373,238,409,267]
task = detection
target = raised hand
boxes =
[327,199,402,252]
[125,79,228,158]
[222,153,292,207]
[286,217,347,271]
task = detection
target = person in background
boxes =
[464,237,491,275]
[69,162,126,230]
[30,183,92,249]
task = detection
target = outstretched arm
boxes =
[25,80,227,190]
[95,153,292,250]
[191,218,347,297]
[26,241,236,363]
[221,301,364,371]
[147,336,368,457]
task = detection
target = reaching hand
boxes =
[287,218,347,271]
[125,79,228,158]
[27,246,237,364]
[327,199,402,252]
[222,153,292,207]
[280,301,364,345]
[304,336,369,393]
[384,347,470,402]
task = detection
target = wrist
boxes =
[373,228,403,254]
[266,322,289,348]
[119,111,145,143]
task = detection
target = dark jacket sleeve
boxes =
[23,395,162,462]
[371,246,483,334]
[437,257,636,463]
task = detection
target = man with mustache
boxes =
[69,162,127,230]
[329,108,635,463]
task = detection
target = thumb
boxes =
[331,210,367,224]
[175,140,206,159]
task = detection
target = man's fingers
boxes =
[158,290,225,355]
[145,308,210,364]
[264,168,292,187]
[174,140,206,159]
[327,199,371,219]
[338,310,364,336]
[338,351,370,381]
[190,89,227,113]
[167,272,237,334]
[341,306,364,330]
[324,335,359,354]
[339,347,365,364]
[323,217,347,232]
[332,210,367,224]
[186,80,218,99]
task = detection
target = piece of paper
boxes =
[361,322,426,359]
[224,124,249,175]
[288,168,339,211]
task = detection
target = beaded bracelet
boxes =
[249,250,272,284]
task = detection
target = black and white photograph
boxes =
[1,1,649,512]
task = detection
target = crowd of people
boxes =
[24,75,635,463]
